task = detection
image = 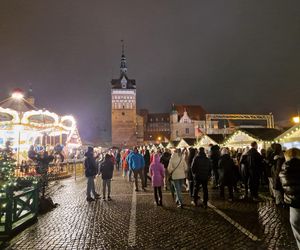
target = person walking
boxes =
[143,149,151,187]
[168,148,188,208]
[115,150,121,172]
[149,153,165,206]
[279,148,300,249]
[99,154,114,201]
[84,147,100,202]
[187,147,197,198]
[127,147,146,191]
[160,148,172,191]
[191,147,211,208]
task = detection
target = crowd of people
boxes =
[84,142,300,248]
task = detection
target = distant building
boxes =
[111,44,139,147]
[139,109,170,143]
[170,104,220,141]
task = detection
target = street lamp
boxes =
[293,116,300,124]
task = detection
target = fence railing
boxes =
[14,160,85,180]
[0,184,38,239]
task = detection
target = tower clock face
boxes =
[121,77,127,88]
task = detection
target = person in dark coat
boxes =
[246,141,263,201]
[143,149,151,187]
[160,148,172,191]
[210,145,220,189]
[35,151,54,198]
[84,147,100,202]
[187,147,197,198]
[100,154,114,201]
[279,148,300,249]
[239,147,250,199]
[218,148,235,201]
[191,147,211,208]
[272,143,285,206]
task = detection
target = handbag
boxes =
[168,157,183,182]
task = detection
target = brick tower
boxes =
[111,42,137,147]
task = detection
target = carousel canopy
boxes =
[0,95,37,113]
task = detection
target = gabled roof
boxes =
[174,105,206,120]
[111,74,136,89]
[0,97,38,112]
[275,124,300,140]
[207,134,226,144]
[239,128,282,141]
[147,113,170,122]
[182,138,197,146]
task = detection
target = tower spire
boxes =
[120,40,127,75]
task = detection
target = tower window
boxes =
[122,112,125,116]
[186,128,189,134]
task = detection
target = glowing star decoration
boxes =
[11,91,24,100]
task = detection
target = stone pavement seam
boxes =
[128,185,137,248]
[207,201,260,242]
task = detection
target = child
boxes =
[100,154,114,201]
[149,153,165,206]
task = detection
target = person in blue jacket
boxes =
[127,147,146,191]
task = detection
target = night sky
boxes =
[0,1,299,142]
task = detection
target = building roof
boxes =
[207,134,226,144]
[147,113,170,122]
[174,104,207,120]
[239,128,282,141]
[182,138,197,146]
[111,74,136,89]
[0,96,38,112]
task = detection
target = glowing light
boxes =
[12,91,24,100]
[293,116,300,124]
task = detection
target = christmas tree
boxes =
[0,141,16,193]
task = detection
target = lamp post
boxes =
[11,90,24,167]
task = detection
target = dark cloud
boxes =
[0,1,299,141]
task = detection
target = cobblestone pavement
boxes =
[4,172,298,250]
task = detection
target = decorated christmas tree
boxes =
[0,141,16,193]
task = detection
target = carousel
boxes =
[0,89,82,165]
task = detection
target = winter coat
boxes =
[160,152,171,169]
[272,154,285,191]
[279,158,300,208]
[121,151,130,170]
[246,148,263,174]
[84,152,97,177]
[100,159,114,180]
[167,153,187,180]
[144,151,151,168]
[218,154,235,186]
[149,154,165,187]
[127,152,145,171]
[191,153,211,181]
